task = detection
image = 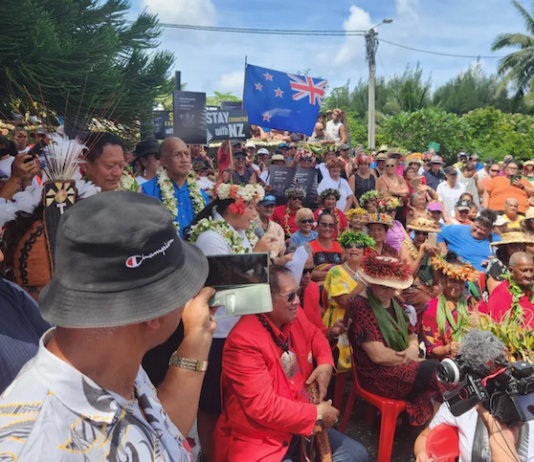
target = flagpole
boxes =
[241,55,247,109]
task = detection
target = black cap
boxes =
[134,138,159,160]
[455,199,471,211]
[232,150,247,158]
[485,158,494,165]
[444,166,457,175]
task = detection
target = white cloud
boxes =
[217,71,245,95]
[396,0,419,22]
[334,6,372,66]
[142,0,216,26]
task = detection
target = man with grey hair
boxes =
[488,251,534,327]
[502,197,521,229]
[142,137,208,238]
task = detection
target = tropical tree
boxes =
[492,0,534,105]
[206,92,241,107]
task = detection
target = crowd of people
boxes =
[0,119,533,462]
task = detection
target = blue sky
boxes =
[132,0,530,98]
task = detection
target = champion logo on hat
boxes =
[126,238,175,269]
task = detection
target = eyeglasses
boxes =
[279,290,298,303]
[414,231,429,236]
[300,218,314,224]
[289,146,298,149]
[319,222,336,229]
[385,164,396,168]
[302,267,314,275]
[290,197,303,201]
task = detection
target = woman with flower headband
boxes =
[361,212,399,257]
[317,158,357,212]
[349,155,376,203]
[271,188,305,238]
[323,231,375,372]
[308,211,343,284]
[423,252,479,360]
[316,148,337,181]
[378,196,412,252]
[348,254,443,426]
[359,190,379,213]
[400,218,442,317]
[187,182,273,461]
[313,188,348,240]
[346,207,366,232]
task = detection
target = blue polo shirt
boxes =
[437,224,501,271]
[423,170,445,191]
[142,177,208,238]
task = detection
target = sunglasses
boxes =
[289,146,298,149]
[300,218,314,224]
[345,243,366,249]
[280,290,298,303]
[290,197,303,201]
[302,267,314,275]
[319,222,336,229]
[385,164,396,168]
[490,169,500,173]
[414,231,429,236]
[234,156,246,161]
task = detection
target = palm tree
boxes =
[492,0,534,103]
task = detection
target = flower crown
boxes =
[346,208,367,220]
[214,183,265,215]
[377,197,401,212]
[422,152,433,162]
[406,153,422,164]
[296,149,316,161]
[360,190,379,205]
[361,213,394,225]
[431,255,478,282]
[326,158,346,169]
[360,254,412,281]
[338,231,376,249]
[319,188,340,202]
[285,188,306,199]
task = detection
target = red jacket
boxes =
[213,310,334,462]
[488,279,534,328]
[301,281,328,336]
[271,205,298,235]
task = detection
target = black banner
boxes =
[153,111,173,140]
[221,101,243,110]
[269,166,318,209]
[173,91,207,144]
[206,109,250,142]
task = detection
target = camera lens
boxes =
[437,358,461,385]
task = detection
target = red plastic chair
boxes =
[339,363,406,462]
[426,424,460,462]
[478,271,486,292]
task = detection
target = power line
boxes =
[378,38,503,59]
[151,21,506,59]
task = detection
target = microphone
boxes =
[254,226,265,240]
[459,330,508,377]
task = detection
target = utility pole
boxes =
[366,29,378,150]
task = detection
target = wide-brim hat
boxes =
[524,160,534,168]
[132,137,160,165]
[359,255,413,290]
[429,155,444,165]
[39,192,208,328]
[361,213,394,228]
[407,217,442,233]
[490,231,534,247]
[523,208,534,221]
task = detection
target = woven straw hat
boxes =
[490,231,534,247]
[361,213,394,228]
[407,217,442,233]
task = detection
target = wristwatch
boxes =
[168,352,208,372]
[316,404,323,426]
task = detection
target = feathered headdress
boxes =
[359,254,413,289]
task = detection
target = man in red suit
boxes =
[488,252,534,328]
[214,265,368,462]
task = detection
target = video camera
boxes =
[438,353,534,425]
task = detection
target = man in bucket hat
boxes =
[0,192,216,461]
[423,155,445,191]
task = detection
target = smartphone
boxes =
[511,174,523,185]
[205,253,269,288]
[428,232,437,247]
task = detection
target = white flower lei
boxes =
[189,217,258,254]
[117,166,139,192]
[156,168,205,233]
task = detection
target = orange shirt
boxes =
[486,176,531,214]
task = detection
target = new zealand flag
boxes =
[243,64,327,136]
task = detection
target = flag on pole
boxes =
[243,64,327,136]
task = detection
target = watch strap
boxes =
[168,353,208,372]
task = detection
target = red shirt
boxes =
[214,309,333,462]
[271,205,298,235]
[313,208,348,240]
[488,280,534,328]
[217,146,231,180]
[301,281,328,335]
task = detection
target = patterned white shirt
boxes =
[0,329,192,461]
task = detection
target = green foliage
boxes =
[0,0,174,125]
[206,92,241,107]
